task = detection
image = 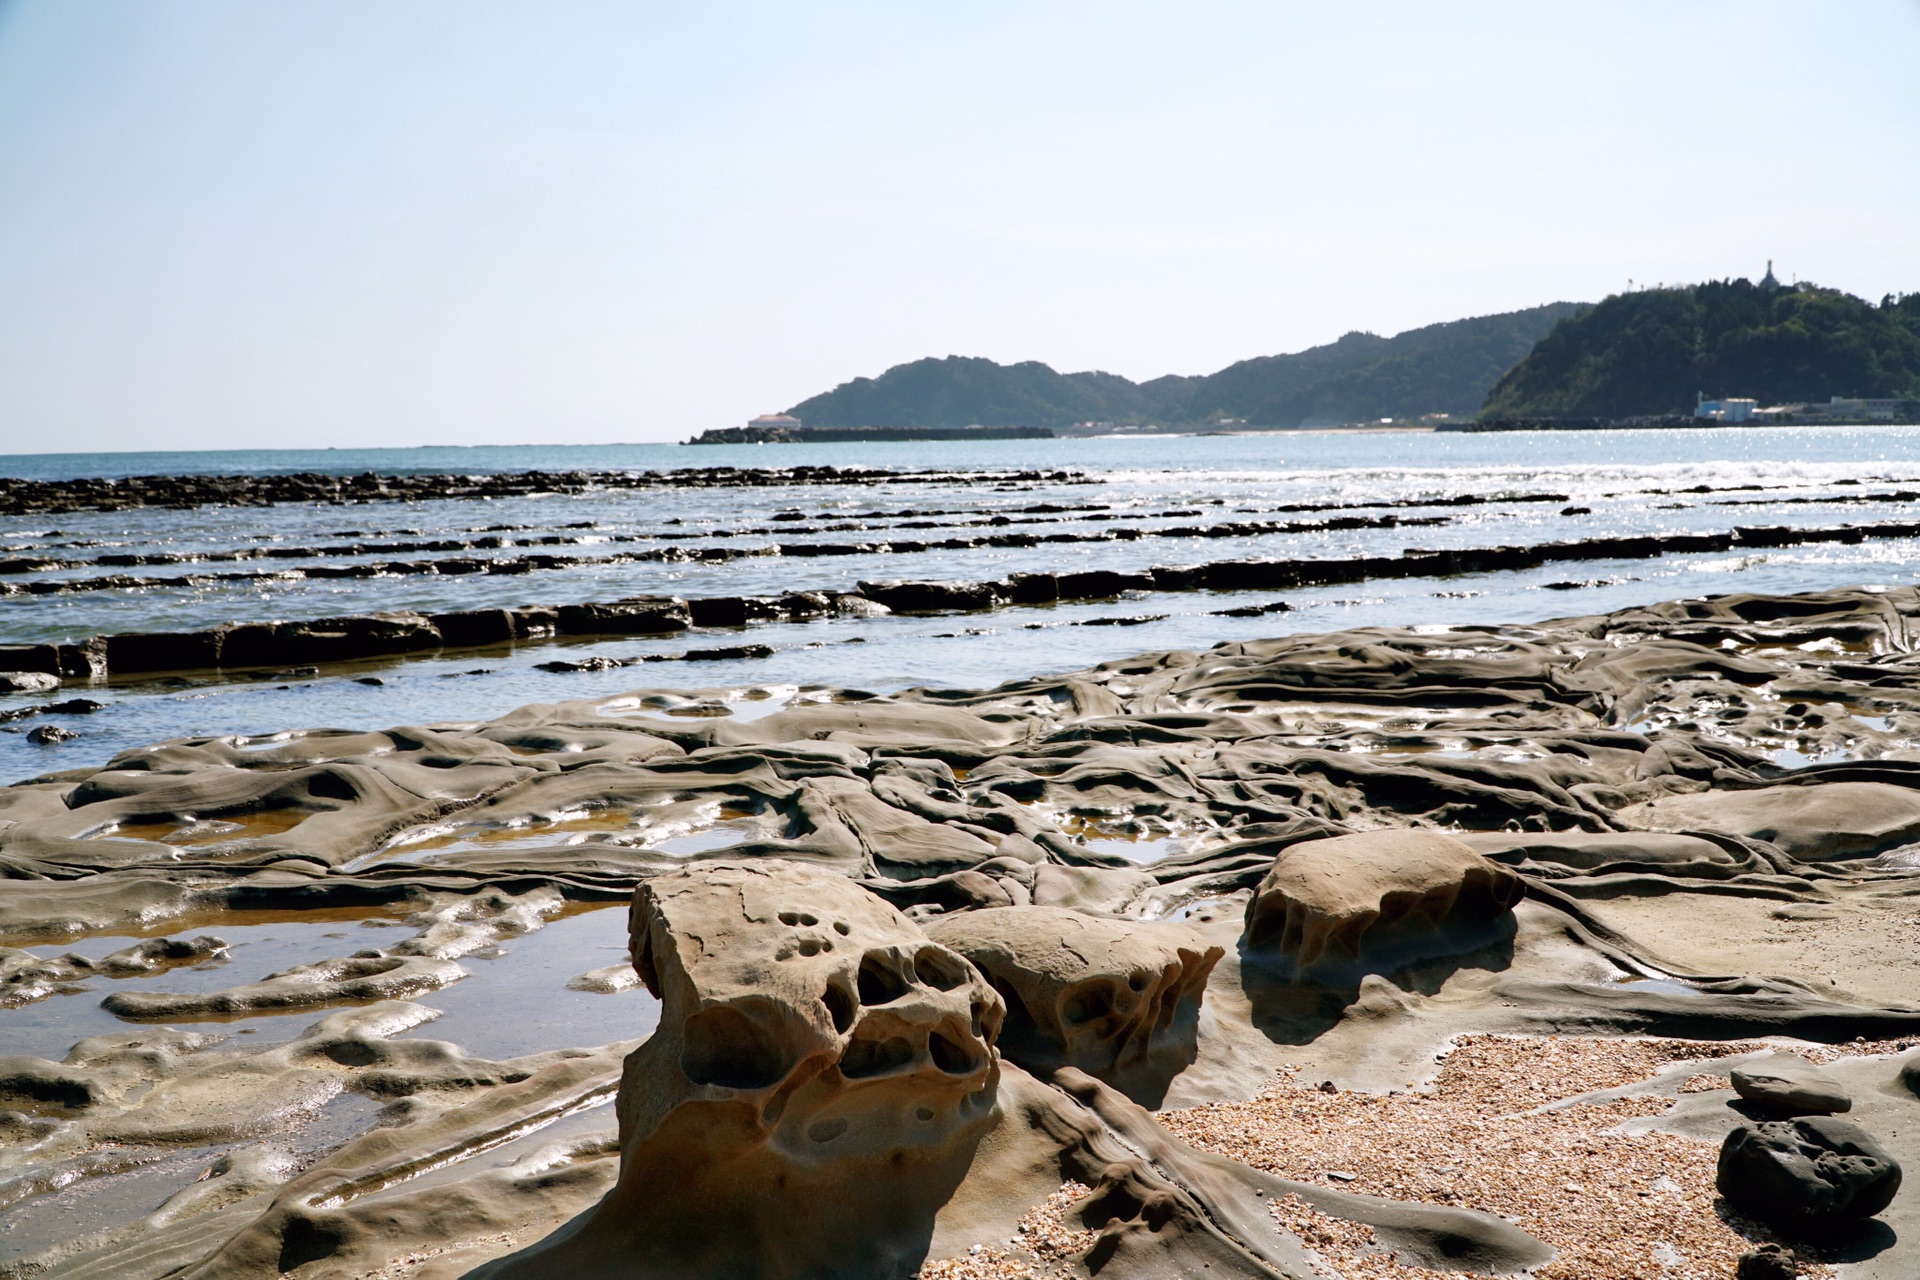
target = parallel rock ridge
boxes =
[12,520,1920,679]
[0,466,1086,516]
[6,586,1920,1276]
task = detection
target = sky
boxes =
[1,1,1917,452]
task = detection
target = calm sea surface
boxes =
[5,427,1920,781]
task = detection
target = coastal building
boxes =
[747,413,804,431]
[1810,396,1906,421]
[1695,395,1756,423]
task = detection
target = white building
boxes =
[1695,396,1756,423]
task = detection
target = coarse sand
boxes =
[922,1035,1920,1280]
[1164,1034,1919,1279]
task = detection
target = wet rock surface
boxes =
[6,586,1920,1275]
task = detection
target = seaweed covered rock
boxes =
[478,860,1005,1278]
[925,906,1222,1097]
[1717,1116,1902,1237]
[1242,829,1523,973]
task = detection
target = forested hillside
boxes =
[787,303,1583,430]
[1481,281,1920,419]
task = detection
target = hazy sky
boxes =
[2,1,1916,452]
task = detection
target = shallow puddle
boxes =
[90,808,311,846]
[9,916,406,1061]
[8,906,656,1066]
[402,906,658,1060]
[0,1091,383,1268]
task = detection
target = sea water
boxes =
[5,426,1920,781]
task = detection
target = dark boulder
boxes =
[1734,1243,1798,1279]
[1717,1116,1901,1236]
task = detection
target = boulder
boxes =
[1735,1243,1798,1280]
[0,671,59,694]
[926,906,1222,1090]
[1731,1052,1851,1116]
[479,860,1004,1277]
[1243,829,1523,972]
[1717,1116,1901,1236]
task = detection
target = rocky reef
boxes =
[7,586,1920,1276]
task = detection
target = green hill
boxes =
[1481,280,1920,419]
[786,303,1583,430]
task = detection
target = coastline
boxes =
[5,585,1920,1277]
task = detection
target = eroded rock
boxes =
[926,906,1221,1099]
[480,860,1004,1277]
[1242,829,1523,973]
[1717,1116,1902,1237]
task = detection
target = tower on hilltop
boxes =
[1760,259,1780,289]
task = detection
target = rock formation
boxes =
[477,862,1005,1277]
[926,906,1222,1101]
[1241,830,1524,974]
[1717,1116,1902,1236]
[11,587,1920,1275]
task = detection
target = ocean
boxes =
[6,425,1920,782]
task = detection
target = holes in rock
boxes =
[1061,982,1113,1026]
[821,983,856,1034]
[778,911,818,927]
[320,1040,380,1067]
[833,921,851,936]
[857,954,910,1006]
[808,1118,848,1144]
[913,946,968,992]
[929,1029,980,1075]
[681,1005,791,1090]
[306,770,357,802]
[915,1106,935,1122]
[1128,972,1149,993]
[797,938,826,957]
[841,1033,915,1079]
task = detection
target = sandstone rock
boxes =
[1717,1116,1902,1236]
[1731,1052,1851,1116]
[926,906,1222,1091]
[102,953,464,1019]
[481,860,1004,1276]
[0,671,59,693]
[1622,782,1920,861]
[1242,829,1524,971]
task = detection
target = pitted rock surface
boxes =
[926,906,1222,1097]
[1717,1115,1902,1236]
[480,861,1005,1278]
